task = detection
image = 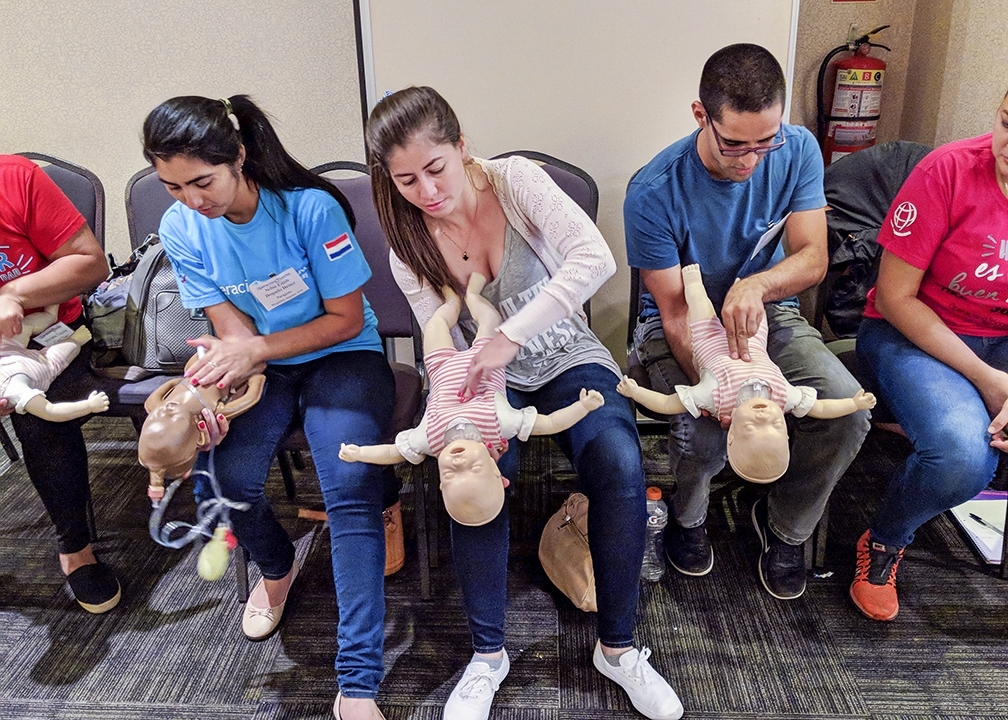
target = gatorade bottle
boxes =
[641,486,668,581]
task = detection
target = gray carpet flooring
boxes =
[0,416,1006,720]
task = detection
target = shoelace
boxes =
[457,663,502,699]
[856,543,901,587]
[624,647,655,686]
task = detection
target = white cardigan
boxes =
[389,155,616,347]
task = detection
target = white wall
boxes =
[1,0,363,260]
[367,0,797,356]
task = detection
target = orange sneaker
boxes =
[849,530,903,621]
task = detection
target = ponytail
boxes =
[143,95,355,229]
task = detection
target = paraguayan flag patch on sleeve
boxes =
[324,233,354,261]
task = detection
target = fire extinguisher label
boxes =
[837,68,885,85]
[833,122,877,146]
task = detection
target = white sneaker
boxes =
[443,649,510,720]
[592,641,683,720]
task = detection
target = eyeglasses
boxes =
[708,119,786,157]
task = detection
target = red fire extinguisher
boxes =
[817,26,891,166]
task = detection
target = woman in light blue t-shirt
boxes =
[143,95,393,720]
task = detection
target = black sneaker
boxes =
[664,522,714,576]
[751,497,806,599]
[67,561,121,614]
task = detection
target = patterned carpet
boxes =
[0,416,1005,720]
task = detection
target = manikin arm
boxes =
[338,442,406,466]
[217,374,266,418]
[616,375,689,416]
[22,389,109,422]
[806,389,876,419]
[529,388,606,435]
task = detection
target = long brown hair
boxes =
[365,86,467,298]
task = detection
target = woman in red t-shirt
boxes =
[0,155,114,612]
[849,92,1008,621]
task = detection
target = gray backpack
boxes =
[88,234,211,379]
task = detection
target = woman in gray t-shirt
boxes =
[365,86,683,720]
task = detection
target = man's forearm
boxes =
[747,245,827,303]
[661,316,697,384]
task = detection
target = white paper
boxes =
[949,492,1006,564]
[748,212,791,262]
[249,268,309,311]
[32,321,74,347]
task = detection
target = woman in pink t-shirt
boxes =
[849,92,1008,622]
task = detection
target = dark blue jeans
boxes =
[857,317,1008,548]
[450,363,646,652]
[194,350,394,698]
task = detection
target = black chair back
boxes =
[17,152,105,247]
[489,151,598,324]
[490,150,599,222]
[125,166,176,250]
[818,141,932,337]
[313,162,414,342]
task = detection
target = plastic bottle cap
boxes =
[646,486,662,501]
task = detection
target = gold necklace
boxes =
[435,187,480,262]
[438,226,470,261]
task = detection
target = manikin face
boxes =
[728,398,787,439]
[438,438,500,483]
[991,96,1008,186]
[437,438,505,526]
[693,101,785,183]
[726,398,790,483]
[154,149,255,223]
[385,134,469,219]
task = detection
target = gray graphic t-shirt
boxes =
[457,222,621,392]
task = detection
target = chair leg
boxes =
[236,547,250,603]
[425,465,439,569]
[804,502,829,570]
[813,499,829,569]
[0,424,19,463]
[277,452,297,500]
[413,465,431,600]
[1000,503,1008,579]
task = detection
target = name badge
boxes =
[249,268,310,311]
[33,321,74,346]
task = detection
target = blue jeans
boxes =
[635,304,870,544]
[449,363,647,652]
[857,317,1008,548]
[194,350,394,698]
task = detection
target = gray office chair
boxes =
[490,150,598,325]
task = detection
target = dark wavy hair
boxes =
[365,86,468,299]
[143,94,354,228]
[699,44,786,122]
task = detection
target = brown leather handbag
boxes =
[538,493,596,612]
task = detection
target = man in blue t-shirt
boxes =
[624,43,869,600]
